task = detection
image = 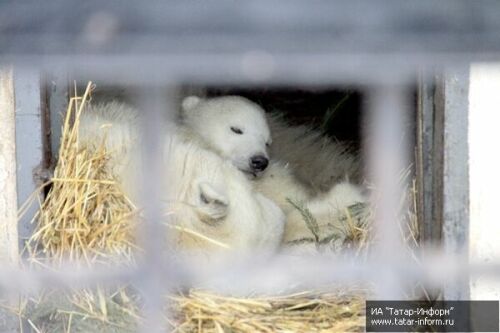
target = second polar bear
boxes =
[179,95,367,246]
[78,102,285,255]
[254,162,366,247]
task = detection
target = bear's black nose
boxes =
[250,155,269,172]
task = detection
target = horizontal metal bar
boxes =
[3,254,500,296]
[0,265,136,294]
[0,54,459,86]
[2,0,500,56]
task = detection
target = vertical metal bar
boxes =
[135,86,175,333]
[14,69,45,249]
[365,84,409,299]
[435,68,470,300]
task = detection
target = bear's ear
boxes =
[196,181,229,223]
[181,96,201,112]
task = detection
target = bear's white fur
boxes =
[284,181,366,244]
[180,96,271,177]
[267,115,362,194]
[78,102,285,255]
[254,160,367,248]
[253,161,312,214]
[180,95,361,190]
[179,95,367,248]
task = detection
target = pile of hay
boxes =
[171,290,365,332]
[25,82,138,266]
[19,287,141,333]
[19,288,365,333]
[16,82,418,332]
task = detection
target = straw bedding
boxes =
[24,83,138,266]
[14,83,418,332]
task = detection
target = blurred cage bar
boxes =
[1,0,500,332]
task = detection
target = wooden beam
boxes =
[435,67,471,300]
[44,71,69,165]
[14,69,45,247]
[416,72,441,244]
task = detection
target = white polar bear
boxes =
[180,95,272,178]
[254,160,367,249]
[179,95,368,248]
[78,102,285,255]
[180,95,362,193]
[267,115,362,194]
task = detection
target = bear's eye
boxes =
[266,142,271,147]
[230,126,243,135]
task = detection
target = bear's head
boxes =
[180,95,271,178]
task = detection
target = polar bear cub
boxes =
[181,96,271,178]
[78,101,285,254]
[179,95,361,190]
[179,95,368,247]
[254,160,367,248]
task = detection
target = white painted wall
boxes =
[469,63,500,300]
[0,68,19,265]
